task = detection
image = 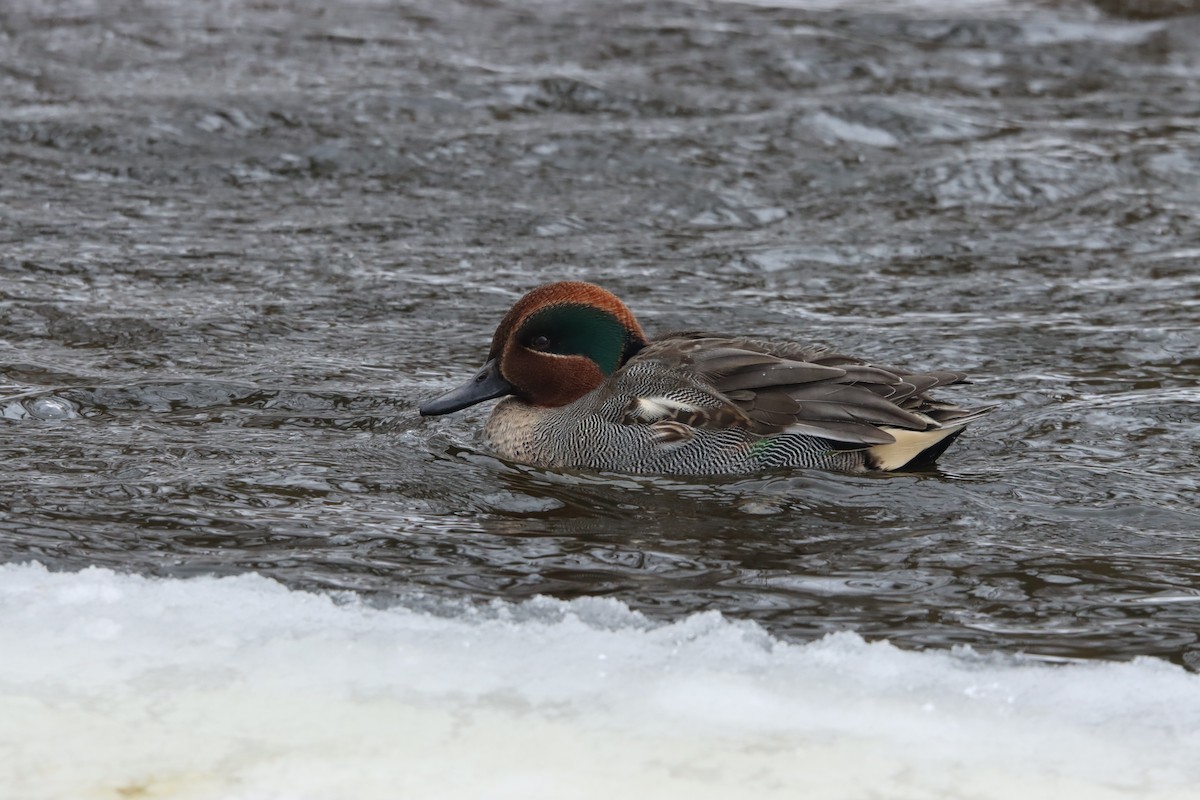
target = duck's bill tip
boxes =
[419,359,514,416]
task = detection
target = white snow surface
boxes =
[1,562,1198,800]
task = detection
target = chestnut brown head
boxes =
[419,282,647,415]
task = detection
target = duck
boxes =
[419,281,992,474]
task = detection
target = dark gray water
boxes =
[2,0,1199,669]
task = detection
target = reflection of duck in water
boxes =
[421,282,992,475]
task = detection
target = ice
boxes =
[806,111,901,149]
[1,562,1198,800]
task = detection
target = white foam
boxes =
[1,562,1198,800]
[710,0,1027,13]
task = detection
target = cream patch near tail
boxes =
[866,424,968,472]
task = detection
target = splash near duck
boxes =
[420,281,992,474]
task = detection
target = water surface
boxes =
[2,0,1199,673]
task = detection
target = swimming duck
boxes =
[420,281,991,474]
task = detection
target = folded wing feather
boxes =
[617,333,983,448]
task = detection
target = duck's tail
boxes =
[865,406,995,471]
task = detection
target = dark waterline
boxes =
[2,0,1199,669]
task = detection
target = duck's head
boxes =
[419,281,648,415]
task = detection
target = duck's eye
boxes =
[529,335,550,351]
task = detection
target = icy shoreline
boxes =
[2,562,1197,799]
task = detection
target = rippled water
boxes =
[2,0,1199,670]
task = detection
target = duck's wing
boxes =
[619,332,986,447]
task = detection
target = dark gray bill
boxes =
[419,358,514,416]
